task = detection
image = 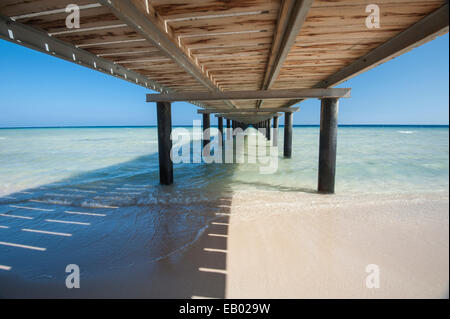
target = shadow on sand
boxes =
[0,152,235,299]
[235,180,318,194]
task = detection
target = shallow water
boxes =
[0,126,448,288]
[0,126,448,196]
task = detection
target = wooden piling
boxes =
[284,112,293,158]
[273,116,279,147]
[203,113,210,156]
[156,102,173,185]
[218,116,223,147]
[318,98,339,194]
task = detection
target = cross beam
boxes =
[215,113,284,118]
[199,107,299,114]
[147,88,350,102]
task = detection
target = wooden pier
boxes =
[1,0,448,193]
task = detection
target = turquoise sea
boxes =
[0,126,448,292]
[0,126,448,196]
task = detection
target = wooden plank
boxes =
[169,11,277,35]
[311,0,442,8]
[54,26,142,46]
[82,41,158,55]
[151,0,279,20]
[147,88,351,102]
[0,0,94,17]
[190,43,271,56]
[181,31,273,49]
[14,6,121,34]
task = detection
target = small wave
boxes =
[78,138,115,141]
[81,201,119,209]
[37,198,73,206]
[0,137,6,140]
[398,131,414,134]
[149,222,210,263]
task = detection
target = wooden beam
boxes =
[216,114,277,119]
[258,0,313,108]
[199,107,299,114]
[216,115,279,125]
[99,0,237,109]
[262,0,313,89]
[282,3,449,109]
[147,88,350,102]
[215,113,283,118]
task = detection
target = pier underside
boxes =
[0,0,447,122]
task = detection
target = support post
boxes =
[264,121,267,138]
[203,113,210,156]
[284,112,293,158]
[218,116,223,147]
[227,119,231,140]
[267,119,271,141]
[318,98,339,194]
[273,116,279,147]
[156,102,173,185]
[263,121,267,139]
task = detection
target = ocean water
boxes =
[0,126,448,196]
[0,126,448,289]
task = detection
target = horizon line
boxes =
[0,124,448,129]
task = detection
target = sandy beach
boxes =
[225,191,449,299]
[1,190,447,299]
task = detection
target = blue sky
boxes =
[0,33,448,127]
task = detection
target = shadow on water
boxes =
[0,151,235,298]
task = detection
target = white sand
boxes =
[225,191,449,298]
